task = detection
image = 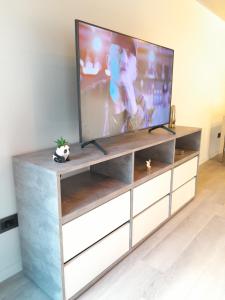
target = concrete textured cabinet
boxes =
[13,126,201,300]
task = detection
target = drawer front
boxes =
[171,178,196,214]
[64,223,129,299]
[173,156,198,191]
[62,191,130,262]
[133,171,171,216]
[132,196,169,246]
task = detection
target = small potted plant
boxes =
[53,137,70,163]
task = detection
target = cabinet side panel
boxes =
[176,131,201,151]
[91,154,133,184]
[13,159,63,300]
[136,140,175,164]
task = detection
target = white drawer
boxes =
[173,156,198,191]
[64,223,129,299]
[132,195,169,246]
[133,171,171,216]
[171,178,196,214]
[62,191,130,262]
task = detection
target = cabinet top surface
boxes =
[13,126,201,175]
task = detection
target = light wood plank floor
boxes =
[1,158,225,300]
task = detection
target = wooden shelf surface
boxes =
[134,157,172,184]
[13,126,201,176]
[61,171,129,223]
[174,149,199,166]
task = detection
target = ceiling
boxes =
[197,0,225,21]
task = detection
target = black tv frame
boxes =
[75,19,175,153]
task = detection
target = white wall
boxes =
[1,0,225,282]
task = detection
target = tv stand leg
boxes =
[161,125,176,134]
[81,140,107,155]
[148,125,176,135]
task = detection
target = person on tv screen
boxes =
[107,34,152,133]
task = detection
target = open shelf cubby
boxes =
[134,140,174,183]
[61,153,133,223]
[175,131,201,164]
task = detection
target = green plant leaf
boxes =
[55,137,69,147]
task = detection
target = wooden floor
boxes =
[1,158,225,300]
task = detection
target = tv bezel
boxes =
[75,19,174,143]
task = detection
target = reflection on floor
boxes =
[1,157,225,300]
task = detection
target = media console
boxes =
[13,126,201,300]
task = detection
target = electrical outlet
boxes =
[217,132,221,138]
[0,214,18,234]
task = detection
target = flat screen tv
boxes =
[76,20,174,143]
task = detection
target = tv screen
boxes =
[76,20,174,142]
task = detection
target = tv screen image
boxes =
[76,20,174,142]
